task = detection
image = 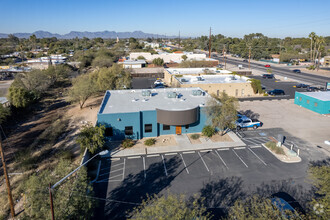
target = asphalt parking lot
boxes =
[93,133,311,219]
[131,77,157,89]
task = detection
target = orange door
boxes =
[176,126,182,135]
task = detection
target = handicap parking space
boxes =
[242,137,270,146]
[97,158,125,184]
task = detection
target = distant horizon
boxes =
[1,0,330,38]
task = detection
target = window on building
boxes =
[314,102,318,107]
[145,124,152,133]
[235,89,238,96]
[217,90,219,96]
[185,125,189,129]
[125,126,133,135]
[299,97,302,101]
[241,89,245,96]
[307,100,310,104]
[163,124,170,130]
[105,127,113,136]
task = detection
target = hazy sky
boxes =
[1,0,330,38]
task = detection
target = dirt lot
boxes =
[239,99,330,154]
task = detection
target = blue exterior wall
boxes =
[294,92,330,114]
[97,107,208,140]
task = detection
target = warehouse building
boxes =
[294,91,330,114]
[97,88,212,140]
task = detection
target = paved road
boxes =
[223,57,330,86]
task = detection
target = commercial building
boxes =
[117,60,146,69]
[97,88,212,140]
[164,68,254,97]
[130,52,209,63]
[294,91,330,114]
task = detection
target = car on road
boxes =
[236,118,262,130]
[265,64,271,68]
[217,64,224,68]
[295,83,309,88]
[242,59,248,62]
[292,69,301,73]
[267,89,285,96]
[262,74,275,79]
[306,86,320,92]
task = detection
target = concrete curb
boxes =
[109,132,246,158]
[261,143,302,163]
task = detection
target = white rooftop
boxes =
[299,91,330,101]
[166,68,232,75]
[176,74,251,85]
[118,60,146,65]
[98,88,211,114]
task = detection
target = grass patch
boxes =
[190,134,200,140]
[144,138,156,146]
[265,141,285,155]
[121,139,135,148]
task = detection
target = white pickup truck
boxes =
[236,118,263,130]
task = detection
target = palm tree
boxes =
[315,36,325,70]
[309,32,316,62]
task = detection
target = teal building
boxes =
[294,91,330,115]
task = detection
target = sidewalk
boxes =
[108,132,246,157]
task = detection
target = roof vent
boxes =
[132,98,138,102]
[142,90,151,97]
[192,90,202,96]
[142,98,149,102]
[167,92,177,98]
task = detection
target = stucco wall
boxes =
[294,92,330,114]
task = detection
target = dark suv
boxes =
[262,74,274,79]
[267,89,285,95]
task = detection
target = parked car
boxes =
[236,118,263,130]
[306,86,320,92]
[217,64,224,68]
[265,64,271,68]
[292,69,301,73]
[242,59,248,62]
[271,192,305,217]
[262,74,274,79]
[154,84,165,89]
[295,83,309,88]
[267,89,285,95]
[154,79,163,85]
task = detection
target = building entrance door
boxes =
[175,126,182,135]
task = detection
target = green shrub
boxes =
[306,65,316,70]
[121,139,135,148]
[263,93,269,96]
[202,125,215,137]
[144,138,156,146]
[249,79,262,94]
[175,74,183,78]
[190,134,200,140]
[265,141,285,155]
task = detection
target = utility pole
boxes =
[178,31,180,48]
[0,134,15,218]
[222,45,225,65]
[209,27,211,58]
[49,183,55,220]
[224,49,227,69]
[279,42,282,64]
[248,46,251,69]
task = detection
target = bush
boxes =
[263,93,269,96]
[190,134,200,140]
[249,79,262,94]
[121,139,135,148]
[265,141,285,155]
[144,138,156,146]
[202,125,215,137]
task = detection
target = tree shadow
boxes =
[196,176,245,219]
[240,109,260,119]
[94,156,181,219]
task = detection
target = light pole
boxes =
[49,150,108,220]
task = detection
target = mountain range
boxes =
[0,30,177,39]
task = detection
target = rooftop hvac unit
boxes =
[192,90,202,96]
[180,78,188,82]
[167,92,177,98]
[196,76,204,81]
[142,90,151,97]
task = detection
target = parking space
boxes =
[95,145,281,186]
[241,136,270,146]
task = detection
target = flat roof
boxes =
[98,88,211,114]
[119,60,146,65]
[166,68,232,75]
[297,91,330,101]
[176,74,250,85]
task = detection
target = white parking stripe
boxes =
[179,153,189,174]
[244,139,261,145]
[234,147,246,150]
[96,179,122,183]
[108,173,123,180]
[232,149,248,168]
[183,151,195,154]
[99,168,123,176]
[165,152,177,156]
[214,150,228,169]
[217,148,229,151]
[106,162,124,168]
[198,151,210,172]
[161,155,168,176]
[122,158,126,180]
[250,145,262,148]
[127,156,141,159]
[143,157,146,179]
[147,154,160,157]
[248,148,267,166]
